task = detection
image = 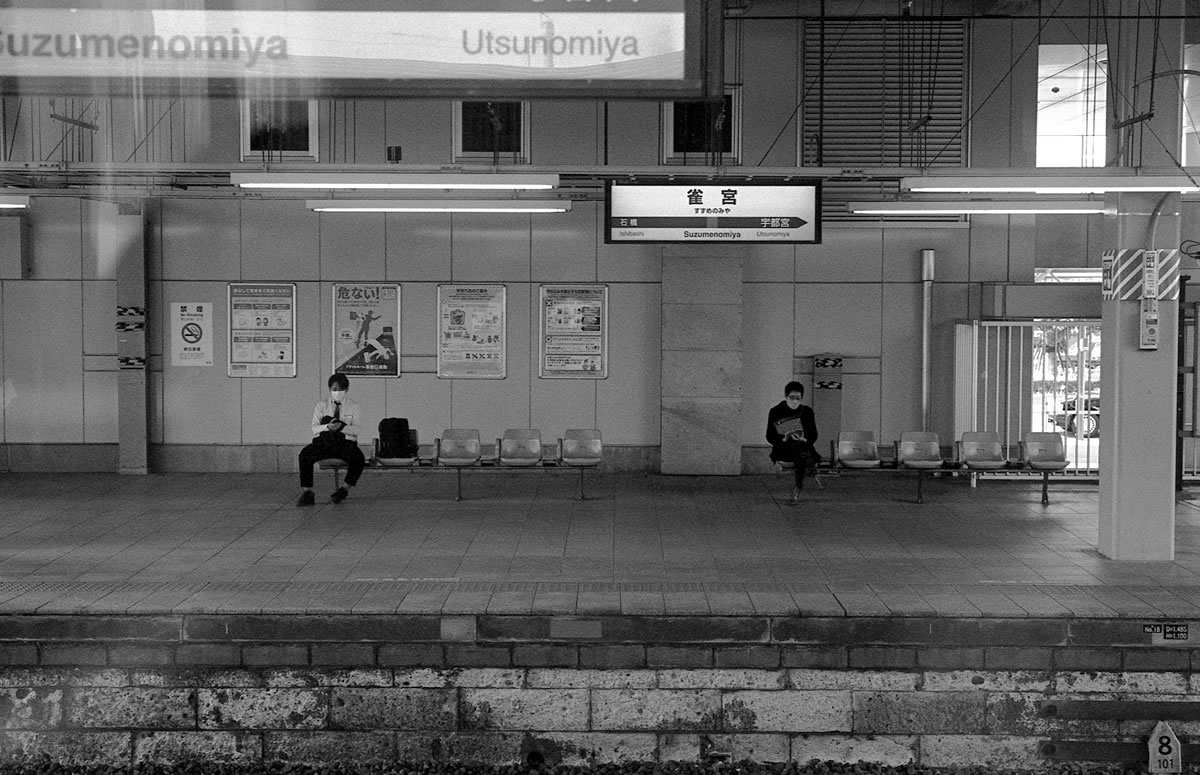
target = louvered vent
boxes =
[801,20,966,221]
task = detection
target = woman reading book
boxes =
[766,380,820,504]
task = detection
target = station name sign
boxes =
[0,0,718,98]
[606,180,821,244]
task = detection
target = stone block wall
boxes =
[0,613,1194,768]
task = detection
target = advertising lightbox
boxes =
[0,0,721,99]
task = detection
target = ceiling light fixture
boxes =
[306,199,572,213]
[0,195,30,209]
[235,173,559,190]
[901,174,1200,194]
[847,200,1111,215]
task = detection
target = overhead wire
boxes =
[910,3,931,166]
[899,2,912,165]
[1037,52,1108,130]
[753,0,868,166]
[922,0,949,167]
[1060,2,1198,187]
[1132,0,1144,162]
[1083,7,1101,166]
[1149,0,1198,167]
[925,0,1067,166]
[1147,0,1163,127]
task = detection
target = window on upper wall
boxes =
[1037,44,1107,167]
[661,89,741,165]
[1183,44,1199,165]
[240,99,319,162]
[454,101,530,164]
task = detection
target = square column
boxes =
[114,207,149,475]
[1098,276,1178,559]
[1098,198,1181,560]
[660,250,743,475]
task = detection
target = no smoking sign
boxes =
[171,302,212,366]
[181,322,203,344]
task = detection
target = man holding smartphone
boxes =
[297,372,365,506]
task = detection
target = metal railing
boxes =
[957,302,1200,480]
[955,319,1100,474]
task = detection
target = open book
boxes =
[774,416,807,438]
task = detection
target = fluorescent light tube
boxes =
[902,175,1200,194]
[306,199,571,213]
[235,173,558,190]
[848,200,1111,214]
[0,195,30,209]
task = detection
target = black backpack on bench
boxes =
[377,417,419,461]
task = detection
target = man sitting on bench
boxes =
[297,372,365,506]
[766,380,821,505]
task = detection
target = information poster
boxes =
[539,285,608,379]
[437,285,506,379]
[228,283,296,378]
[170,302,213,367]
[333,284,400,378]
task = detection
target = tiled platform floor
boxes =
[1,469,1199,617]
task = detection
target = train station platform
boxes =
[0,470,1196,615]
[1,470,1199,769]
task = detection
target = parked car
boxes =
[1050,395,1100,437]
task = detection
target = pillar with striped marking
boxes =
[1096,0,1187,560]
[115,207,148,475]
[1099,244,1181,560]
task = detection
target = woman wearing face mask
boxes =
[297,372,366,506]
[766,380,820,504]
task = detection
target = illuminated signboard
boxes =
[0,0,720,99]
[606,181,822,244]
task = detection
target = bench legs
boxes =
[1041,471,1050,505]
[455,468,465,501]
[916,470,924,504]
[577,467,587,501]
[318,461,345,488]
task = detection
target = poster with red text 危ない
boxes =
[437,285,506,379]
[332,284,400,378]
[539,285,607,379]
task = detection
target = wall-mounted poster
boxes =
[170,302,213,367]
[437,285,506,379]
[333,284,400,377]
[539,285,608,379]
[228,283,296,378]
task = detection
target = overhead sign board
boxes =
[0,0,719,99]
[606,180,821,244]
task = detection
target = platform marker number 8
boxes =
[1149,720,1182,774]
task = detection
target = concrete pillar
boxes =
[114,205,149,475]
[1097,1,1185,559]
[660,249,743,475]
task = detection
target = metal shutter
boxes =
[802,19,966,220]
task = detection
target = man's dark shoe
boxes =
[296,490,315,507]
[331,487,349,504]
